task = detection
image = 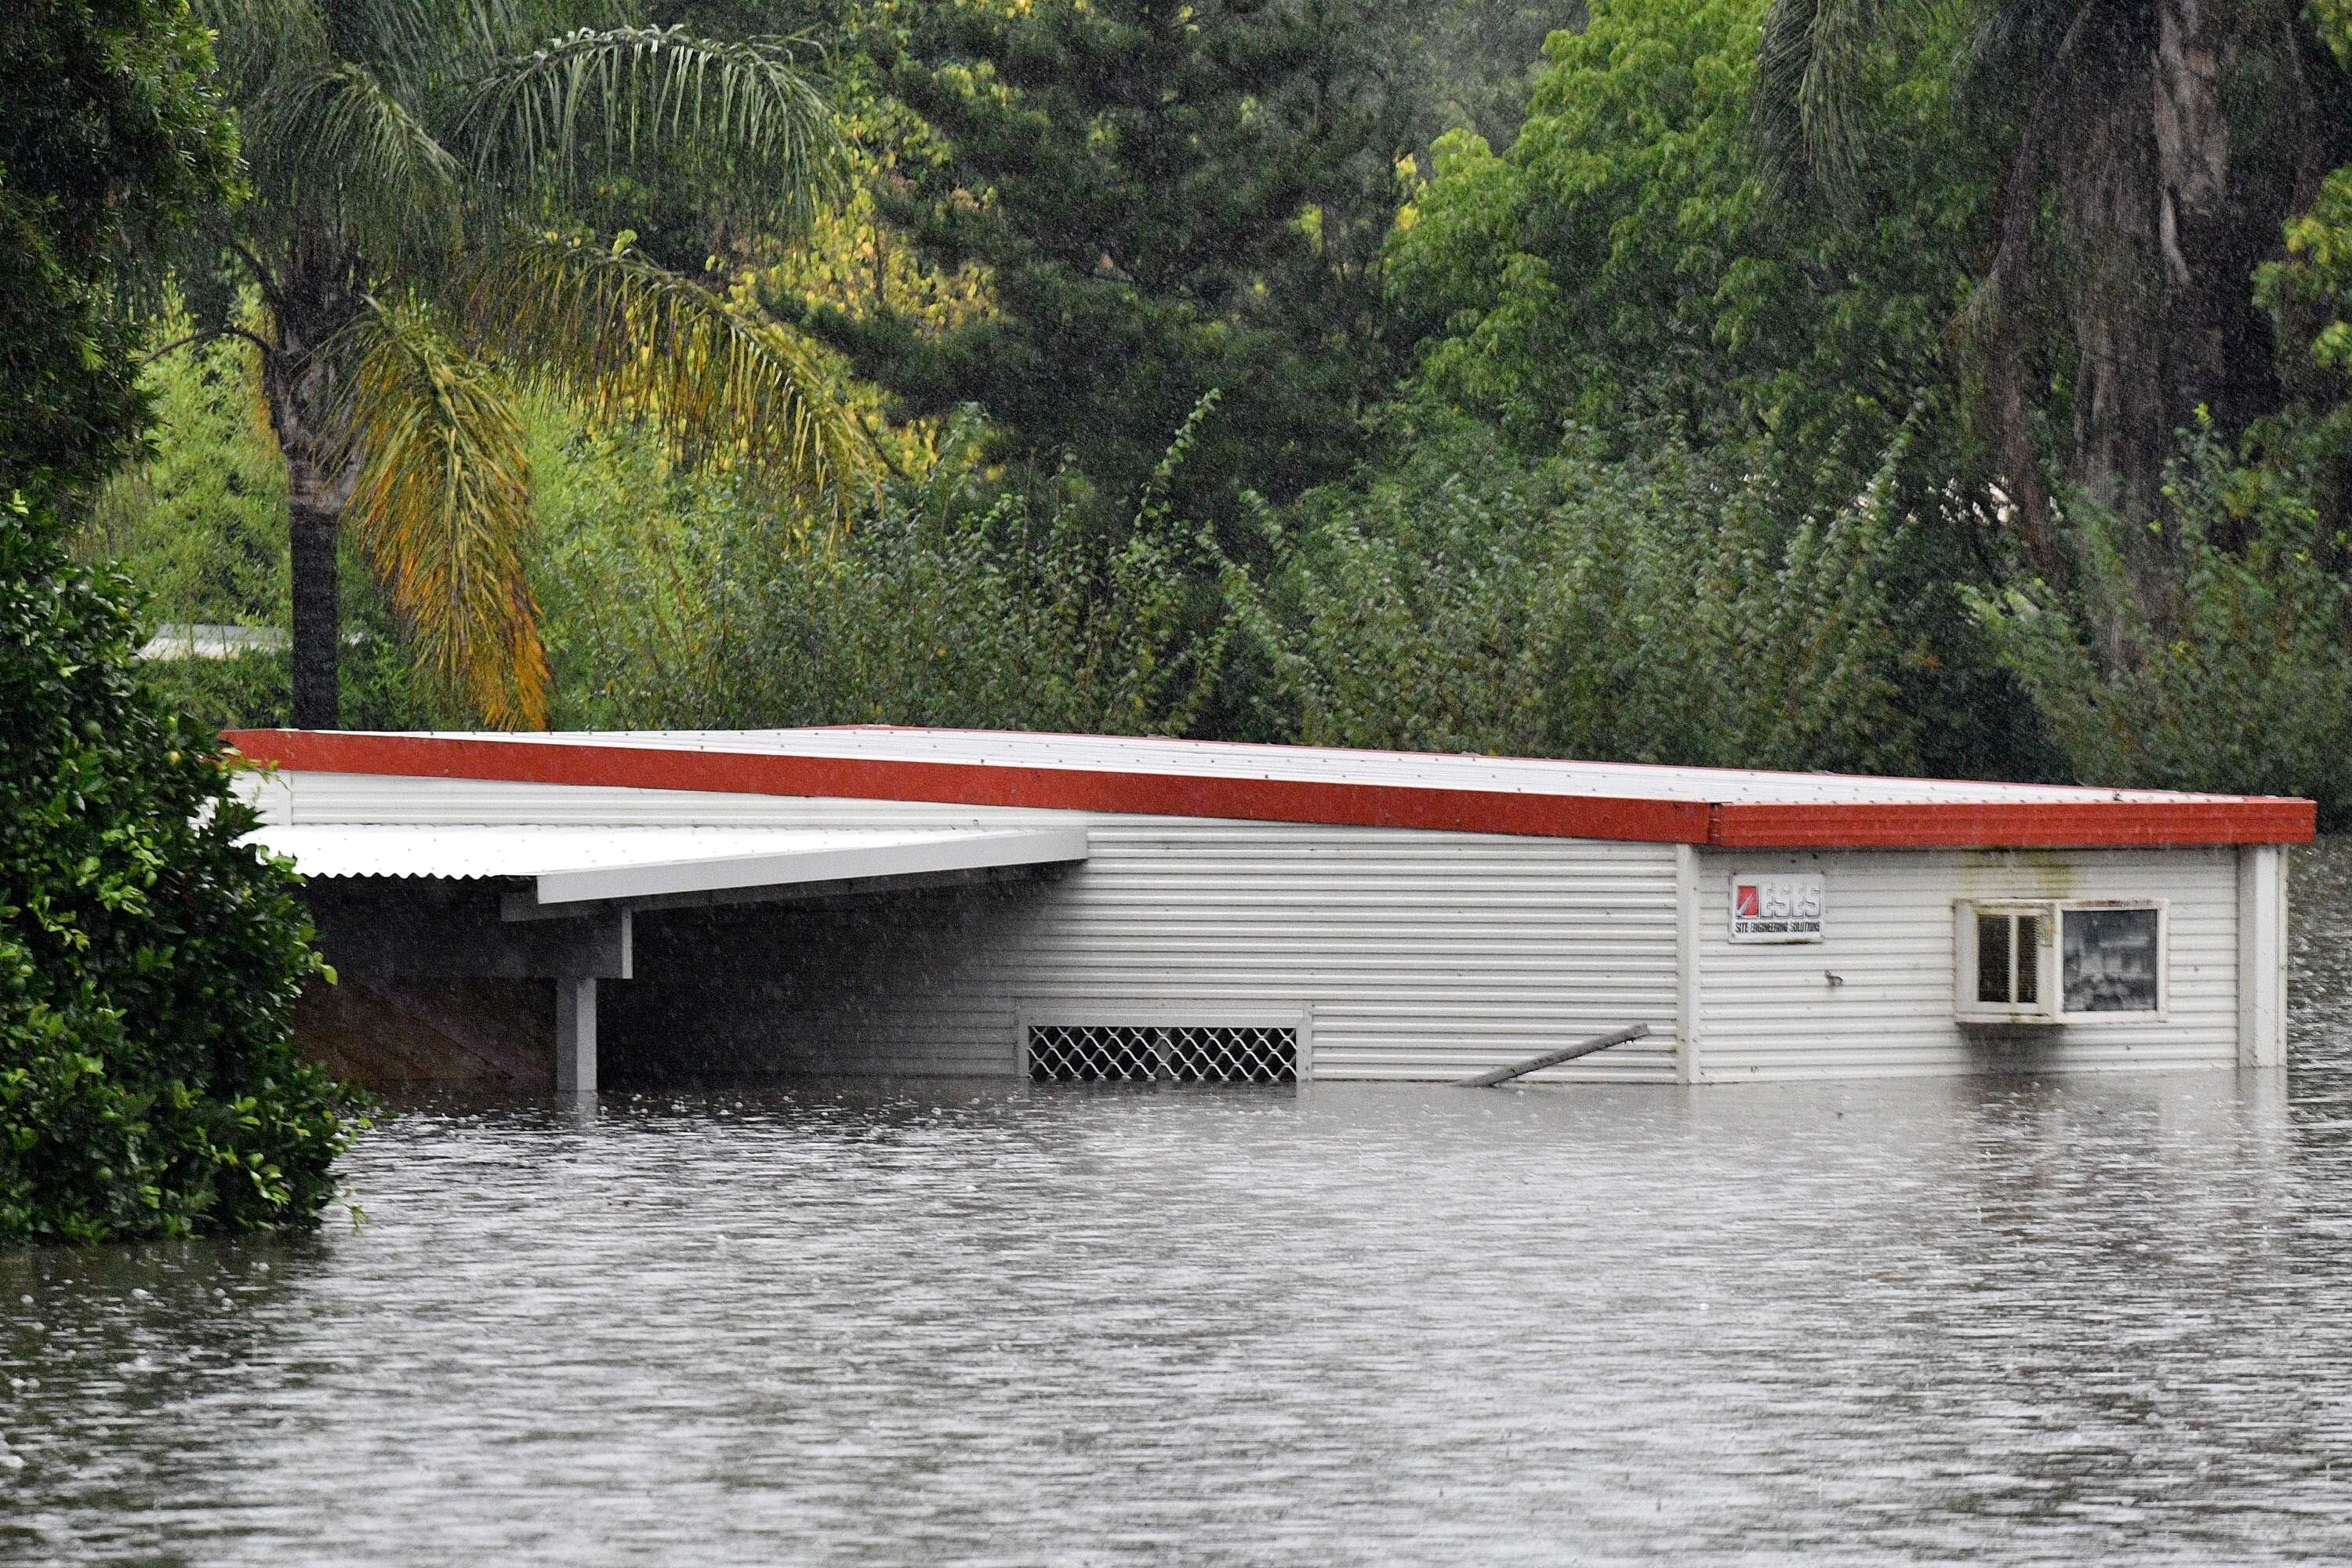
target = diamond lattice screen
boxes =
[1027,1025,1296,1085]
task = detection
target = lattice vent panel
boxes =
[1028,1025,1297,1085]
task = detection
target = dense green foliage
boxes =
[1389,0,1977,517]
[0,0,234,499]
[2,1,359,1243]
[76,0,2352,826]
[789,0,1413,522]
[530,402,1236,732]
[384,392,1917,780]
[2,496,358,1242]
[1970,428,2352,826]
[1228,409,1922,771]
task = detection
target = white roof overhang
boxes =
[246,824,1091,915]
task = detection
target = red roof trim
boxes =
[220,731,2317,849]
[1711,800,2314,850]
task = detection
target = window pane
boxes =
[2063,907,2160,1013]
[2016,914,2042,1005]
[1976,913,2013,1004]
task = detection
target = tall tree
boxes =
[178,0,864,728]
[1756,0,2352,593]
[784,0,1415,524]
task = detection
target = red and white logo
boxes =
[1735,883,1761,918]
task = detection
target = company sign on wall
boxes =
[1730,873,1825,943]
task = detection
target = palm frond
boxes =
[191,0,332,104]
[347,302,551,728]
[247,58,464,260]
[450,25,843,232]
[342,0,546,93]
[1752,0,1937,193]
[459,233,867,516]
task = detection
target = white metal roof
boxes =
[324,725,2247,807]
[225,725,2314,848]
[246,824,1090,906]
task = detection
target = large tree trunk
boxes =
[2063,85,2175,637]
[2149,0,2285,548]
[259,246,366,730]
[2008,0,2318,652]
[2151,0,2234,436]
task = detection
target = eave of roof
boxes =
[222,728,2317,850]
[244,823,1091,905]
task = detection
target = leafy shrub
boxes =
[1967,427,2352,827]
[1226,411,1926,773]
[1,493,360,1243]
[76,303,287,625]
[129,630,437,735]
[545,404,1236,737]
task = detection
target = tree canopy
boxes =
[73,0,2352,823]
[180,0,866,728]
[0,0,234,499]
[786,0,1415,526]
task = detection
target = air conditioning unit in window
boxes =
[1953,899,2168,1025]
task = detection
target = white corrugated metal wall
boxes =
[254,772,1683,1083]
[256,773,2274,1085]
[1690,848,2245,1080]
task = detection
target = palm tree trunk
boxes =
[258,249,365,729]
[288,464,342,730]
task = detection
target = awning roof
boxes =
[246,824,1090,906]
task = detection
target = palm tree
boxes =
[1755,0,2350,600]
[174,0,862,728]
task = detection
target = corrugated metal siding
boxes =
[264,773,1680,1083]
[622,823,1682,1083]
[267,771,2253,1084]
[1693,848,2242,1080]
[1006,824,1680,1083]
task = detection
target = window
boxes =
[1973,907,2045,1008]
[2061,906,2162,1014]
[1955,900,2165,1025]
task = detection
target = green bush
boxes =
[1,493,360,1243]
[543,405,1236,738]
[534,398,1933,776]
[76,303,287,625]
[1226,411,1926,773]
[1968,426,2352,827]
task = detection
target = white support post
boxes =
[1675,843,1703,1084]
[2238,844,2288,1070]
[556,976,598,1094]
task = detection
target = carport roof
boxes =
[246,823,1091,906]
[224,726,2316,850]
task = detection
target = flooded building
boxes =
[228,728,2312,1091]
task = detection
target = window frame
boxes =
[1952,898,2169,1026]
